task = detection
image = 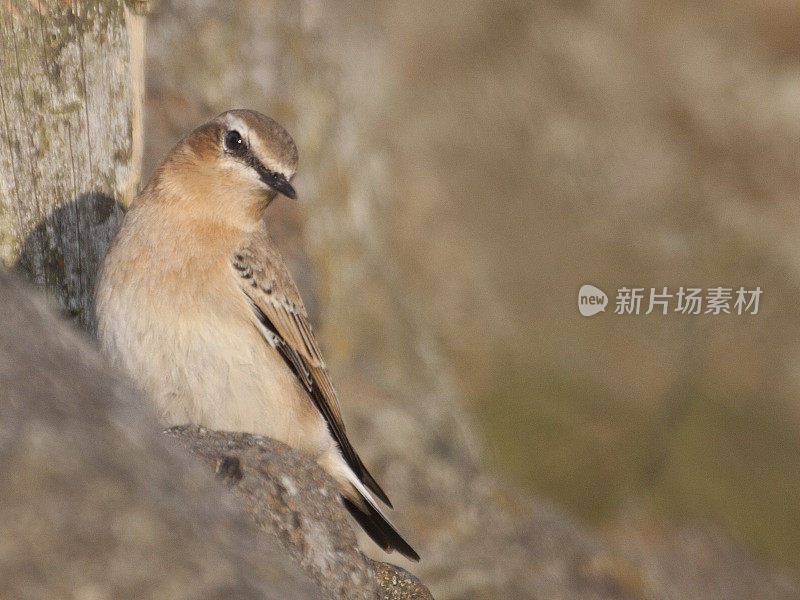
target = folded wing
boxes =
[231,235,392,507]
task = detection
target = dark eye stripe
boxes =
[224,128,296,199]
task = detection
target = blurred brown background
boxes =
[143,0,800,597]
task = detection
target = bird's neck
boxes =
[140,165,267,234]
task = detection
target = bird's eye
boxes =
[224,130,245,153]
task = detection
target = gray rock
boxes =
[164,427,376,600]
[374,562,434,600]
[165,426,434,600]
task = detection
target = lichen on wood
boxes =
[0,0,144,330]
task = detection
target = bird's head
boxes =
[150,109,299,227]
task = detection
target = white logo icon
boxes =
[578,284,608,316]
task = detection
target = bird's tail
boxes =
[341,464,420,561]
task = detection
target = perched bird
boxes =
[96,109,418,561]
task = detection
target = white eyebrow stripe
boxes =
[222,114,251,138]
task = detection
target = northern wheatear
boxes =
[96,109,418,560]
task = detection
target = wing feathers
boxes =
[233,242,392,506]
[249,300,393,508]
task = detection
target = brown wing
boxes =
[231,233,391,507]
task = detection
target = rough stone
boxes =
[165,426,435,600]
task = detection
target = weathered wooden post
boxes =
[0,0,146,331]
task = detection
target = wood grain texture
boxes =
[0,0,144,330]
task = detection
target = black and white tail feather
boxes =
[341,463,419,560]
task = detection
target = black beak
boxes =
[258,167,297,200]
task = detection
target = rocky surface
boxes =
[374,562,433,600]
[165,426,433,600]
